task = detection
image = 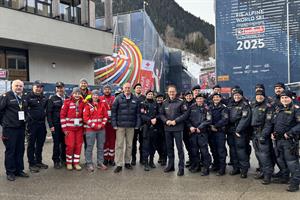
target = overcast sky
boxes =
[174,0,215,25]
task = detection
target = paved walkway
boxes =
[0,141,299,200]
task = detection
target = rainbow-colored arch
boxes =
[95,38,143,86]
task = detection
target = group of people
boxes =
[0,79,299,193]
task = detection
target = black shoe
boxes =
[210,165,220,172]
[54,162,62,169]
[140,159,145,165]
[144,162,150,171]
[228,162,233,166]
[149,161,156,168]
[256,167,261,172]
[131,159,136,166]
[262,176,271,185]
[29,165,40,173]
[114,166,122,173]
[109,160,115,166]
[15,172,29,178]
[216,169,226,176]
[158,158,162,164]
[272,177,289,184]
[125,163,133,170]
[201,168,209,176]
[36,163,48,169]
[190,166,201,173]
[103,159,109,166]
[240,172,247,179]
[177,169,184,176]
[229,169,240,176]
[287,185,299,192]
[254,172,264,179]
[7,174,16,181]
[164,166,175,173]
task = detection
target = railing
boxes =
[0,0,99,30]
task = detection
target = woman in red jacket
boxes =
[83,90,108,172]
[60,87,85,171]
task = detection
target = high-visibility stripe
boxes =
[74,154,80,158]
[73,159,80,163]
[61,125,67,128]
[66,155,72,158]
[66,123,83,127]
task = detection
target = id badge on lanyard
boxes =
[74,101,80,126]
[15,94,24,121]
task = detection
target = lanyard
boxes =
[14,93,23,110]
[75,101,79,117]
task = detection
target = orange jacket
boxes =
[83,101,108,133]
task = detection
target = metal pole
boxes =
[287,0,291,83]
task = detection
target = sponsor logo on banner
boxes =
[142,60,155,71]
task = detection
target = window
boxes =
[0,47,29,81]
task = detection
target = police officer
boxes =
[131,83,146,166]
[155,93,167,166]
[227,88,251,178]
[251,90,274,185]
[160,85,188,176]
[183,91,194,167]
[47,81,67,169]
[0,80,29,181]
[187,93,212,176]
[26,80,48,173]
[140,90,159,171]
[209,92,229,176]
[272,82,285,108]
[271,90,300,192]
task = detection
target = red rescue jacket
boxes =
[99,95,115,121]
[60,96,85,132]
[83,101,108,133]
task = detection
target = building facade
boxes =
[0,0,113,84]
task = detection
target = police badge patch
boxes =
[242,110,248,117]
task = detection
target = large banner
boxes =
[94,38,159,94]
[216,0,300,97]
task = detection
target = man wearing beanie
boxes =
[131,83,146,166]
[227,88,251,178]
[272,82,285,108]
[100,85,116,166]
[208,92,229,175]
[250,90,274,184]
[140,90,159,171]
[271,90,300,192]
[79,78,92,152]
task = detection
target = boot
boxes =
[262,175,271,185]
[190,165,201,173]
[144,160,150,171]
[230,168,240,176]
[216,168,226,176]
[254,172,264,179]
[287,184,299,192]
[66,164,73,171]
[201,167,209,176]
[149,158,156,168]
[164,165,175,173]
[177,168,184,176]
[160,159,167,166]
[74,164,82,171]
[272,176,289,184]
[131,156,136,166]
[240,171,248,179]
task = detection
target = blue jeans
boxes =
[85,130,106,165]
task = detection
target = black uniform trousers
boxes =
[52,123,66,163]
[209,131,227,170]
[190,132,211,168]
[27,122,47,166]
[276,139,300,186]
[2,127,25,175]
[142,125,157,161]
[165,131,185,170]
[132,128,143,161]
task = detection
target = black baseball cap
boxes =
[56,81,65,88]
